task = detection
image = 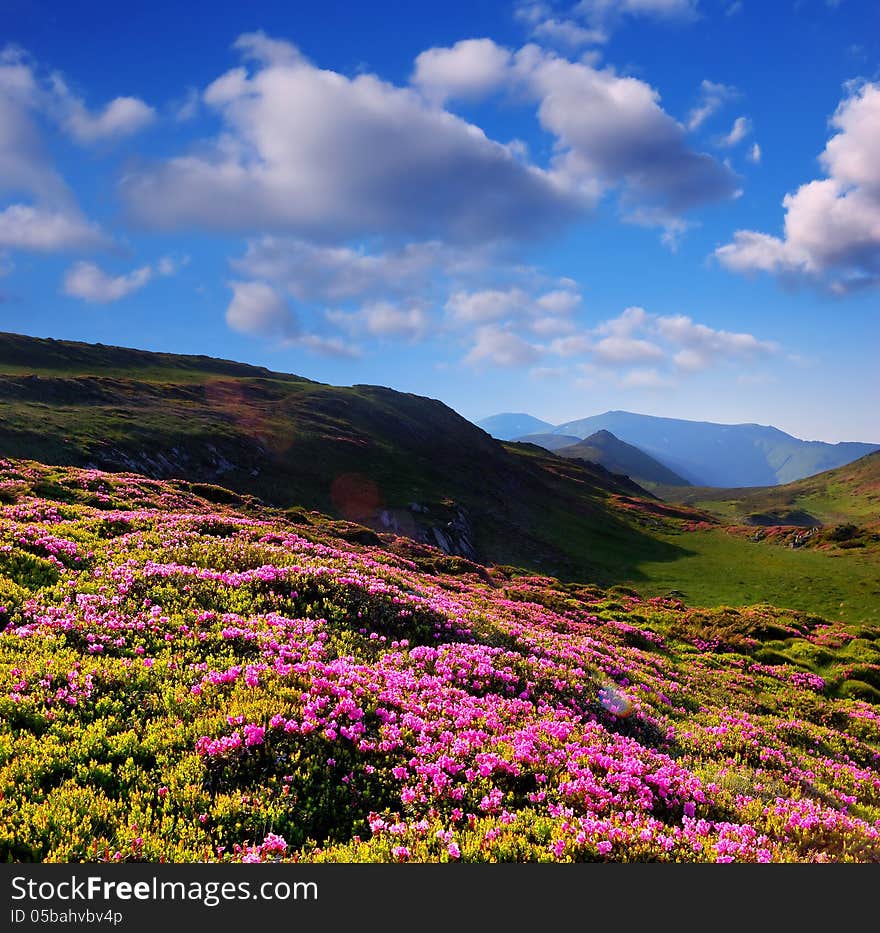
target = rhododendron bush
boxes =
[1,460,878,863]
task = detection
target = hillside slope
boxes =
[660,450,880,527]
[555,430,691,488]
[1,458,878,863]
[0,332,690,583]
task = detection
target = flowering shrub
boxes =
[0,459,878,863]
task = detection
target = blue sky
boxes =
[1,0,878,442]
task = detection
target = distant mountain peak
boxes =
[478,408,879,487]
[476,412,553,441]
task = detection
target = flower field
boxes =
[1,459,878,863]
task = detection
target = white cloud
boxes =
[415,40,739,220]
[530,314,577,337]
[687,79,737,131]
[226,280,297,338]
[539,304,777,378]
[412,39,513,104]
[719,115,751,147]
[0,50,63,202]
[51,76,155,144]
[549,333,593,356]
[235,238,477,304]
[445,283,581,332]
[595,304,648,336]
[464,325,542,367]
[328,300,430,340]
[593,334,665,364]
[536,288,582,315]
[654,313,777,369]
[748,142,761,163]
[619,367,673,389]
[0,205,107,251]
[520,46,740,215]
[517,0,698,48]
[0,47,114,252]
[123,33,736,246]
[121,33,577,242]
[445,287,531,324]
[532,17,608,48]
[63,261,152,303]
[716,81,880,291]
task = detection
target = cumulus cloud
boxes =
[0,205,107,251]
[446,283,581,329]
[327,300,431,340]
[595,304,648,336]
[62,261,152,303]
[225,280,298,338]
[0,48,112,252]
[231,234,583,356]
[121,33,577,242]
[716,81,880,291]
[412,39,513,104]
[412,39,739,228]
[528,54,739,213]
[654,313,777,369]
[122,32,736,246]
[445,287,531,324]
[748,142,761,164]
[50,75,155,144]
[592,335,665,364]
[233,237,477,304]
[464,325,542,367]
[549,333,593,356]
[541,304,777,376]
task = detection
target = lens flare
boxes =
[599,685,633,718]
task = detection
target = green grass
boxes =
[657,451,880,527]
[626,527,880,626]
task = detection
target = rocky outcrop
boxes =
[367,501,478,561]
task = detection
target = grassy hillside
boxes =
[0,332,694,585]
[555,430,691,488]
[658,451,880,527]
[1,458,878,863]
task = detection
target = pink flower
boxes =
[447,842,461,860]
[243,724,266,747]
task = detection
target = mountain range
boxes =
[479,410,879,487]
[551,430,691,488]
